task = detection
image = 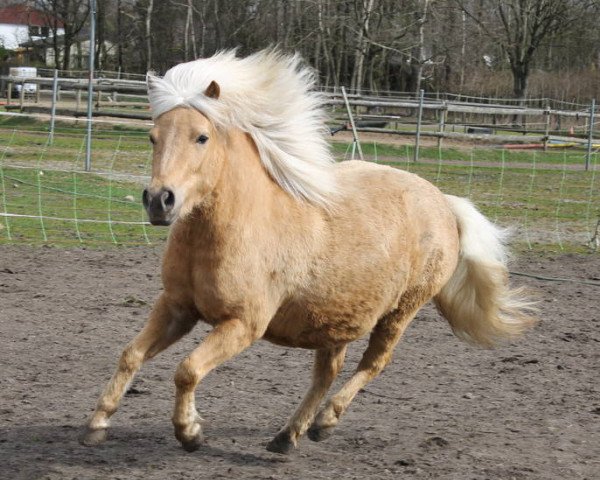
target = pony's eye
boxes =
[196,135,209,145]
[149,135,156,145]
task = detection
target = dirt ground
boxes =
[0,245,598,480]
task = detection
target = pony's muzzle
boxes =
[143,187,176,226]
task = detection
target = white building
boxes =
[0,4,64,51]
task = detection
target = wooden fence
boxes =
[2,74,599,167]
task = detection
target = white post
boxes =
[543,104,551,152]
[49,69,58,145]
[18,81,25,111]
[586,98,596,172]
[85,0,97,172]
[414,89,424,162]
[341,86,363,161]
[437,100,446,150]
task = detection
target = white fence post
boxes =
[543,104,551,152]
[341,86,364,161]
[18,81,25,111]
[414,89,424,162]
[49,69,58,145]
[585,98,596,171]
[85,0,97,172]
[437,101,447,150]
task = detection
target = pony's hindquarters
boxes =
[434,195,537,348]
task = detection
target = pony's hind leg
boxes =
[308,304,421,442]
[80,294,197,446]
[266,345,347,454]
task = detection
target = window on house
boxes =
[28,26,40,37]
[41,27,49,37]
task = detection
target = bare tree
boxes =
[456,0,582,100]
[34,0,90,70]
[183,0,197,61]
[116,0,123,71]
[350,0,376,93]
[145,0,153,70]
[411,0,430,95]
[95,0,106,69]
[21,0,597,101]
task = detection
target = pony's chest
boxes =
[163,242,259,319]
[189,264,262,321]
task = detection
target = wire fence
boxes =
[2,74,598,152]
[0,115,597,250]
[0,121,160,246]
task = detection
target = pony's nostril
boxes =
[161,189,175,210]
[142,188,150,209]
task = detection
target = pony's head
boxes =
[144,49,337,225]
[143,82,222,225]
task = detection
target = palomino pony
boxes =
[81,50,536,454]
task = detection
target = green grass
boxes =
[0,116,598,250]
[331,140,590,166]
[0,117,151,175]
[0,116,159,246]
[0,166,166,246]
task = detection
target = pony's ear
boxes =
[204,80,220,99]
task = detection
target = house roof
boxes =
[0,4,64,28]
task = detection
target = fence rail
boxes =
[16,67,593,106]
[1,74,599,168]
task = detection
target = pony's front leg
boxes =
[172,317,263,452]
[80,294,197,446]
[266,345,347,454]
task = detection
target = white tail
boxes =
[435,195,537,348]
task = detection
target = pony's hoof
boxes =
[79,427,107,446]
[307,424,333,442]
[266,431,295,455]
[180,433,205,452]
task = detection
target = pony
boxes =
[81,49,536,454]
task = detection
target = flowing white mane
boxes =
[147,49,337,208]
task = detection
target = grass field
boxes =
[0,116,598,251]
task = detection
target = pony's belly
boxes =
[263,301,379,349]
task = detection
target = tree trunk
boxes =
[511,61,529,101]
[313,27,322,75]
[183,0,197,61]
[412,0,430,96]
[52,23,61,69]
[351,0,376,94]
[184,0,191,61]
[459,10,466,93]
[189,0,197,59]
[95,0,106,70]
[198,0,206,57]
[146,0,153,71]
[117,0,123,72]
[510,61,529,125]
[335,1,349,89]
[213,0,221,50]
[275,0,285,45]
[318,0,335,88]
[61,29,72,70]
